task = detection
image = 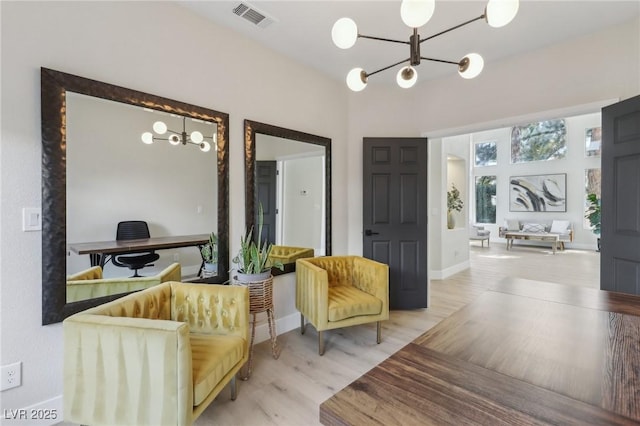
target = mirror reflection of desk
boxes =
[68,234,209,268]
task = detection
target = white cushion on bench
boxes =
[522,223,545,233]
[550,220,571,234]
[505,219,520,231]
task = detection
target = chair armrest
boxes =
[65,276,162,302]
[66,265,103,281]
[63,315,192,426]
[295,259,329,326]
[170,282,249,344]
[352,257,389,306]
[159,262,182,282]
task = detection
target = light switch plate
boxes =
[22,207,41,231]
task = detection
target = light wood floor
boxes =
[197,243,600,426]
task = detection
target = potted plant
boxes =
[200,232,218,274]
[233,203,283,283]
[585,193,601,251]
[447,184,464,229]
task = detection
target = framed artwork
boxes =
[509,173,567,212]
[585,127,601,157]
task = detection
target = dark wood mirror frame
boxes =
[41,67,230,325]
[244,119,331,275]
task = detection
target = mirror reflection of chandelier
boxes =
[332,0,519,91]
[141,116,216,152]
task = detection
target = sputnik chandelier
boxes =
[331,0,519,91]
[141,116,216,152]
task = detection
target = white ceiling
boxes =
[180,1,640,87]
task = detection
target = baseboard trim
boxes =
[1,395,63,426]
[431,260,470,280]
[252,311,300,344]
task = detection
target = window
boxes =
[475,176,496,224]
[585,127,601,157]
[511,119,567,163]
[584,168,601,228]
[474,141,497,166]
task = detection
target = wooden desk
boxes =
[320,278,640,425]
[68,234,209,268]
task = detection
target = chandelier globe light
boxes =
[458,53,484,79]
[141,116,215,153]
[331,17,358,49]
[397,66,418,89]
[400,0,435,28]
[485,0,520,28]
[346,67,368,92]
[333,0,519,91]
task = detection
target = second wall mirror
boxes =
[244,120,331,274]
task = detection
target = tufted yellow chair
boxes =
[66,262,182,303]
[63,281,249,426]
[268,245,315,264]
[296,256,389,355]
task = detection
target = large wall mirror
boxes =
[41,68,229,324]
[244,120,331,275]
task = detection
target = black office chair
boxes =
[112,221,160,277]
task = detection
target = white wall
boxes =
[281,155,324,251]
[431,135,471,277]
[469,112,602,249]
[0,1,348,415]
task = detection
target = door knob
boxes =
[364,229,380,236]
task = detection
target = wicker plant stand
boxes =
[239,275,280,380]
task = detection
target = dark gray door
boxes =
[601,95,640,295]
[255,161,277,245]
[363,137,428,309]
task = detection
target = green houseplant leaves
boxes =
[232,203,283,275]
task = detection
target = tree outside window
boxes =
[474,141,497,167]
[511,119,567,163]
[584,168,601,228]
[475,176,496,224]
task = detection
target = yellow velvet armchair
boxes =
[268,245,315,264]
[296,256,389,355]
[66,262,182,303]
[64,281,250,426]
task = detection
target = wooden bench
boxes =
[504,231,560,254]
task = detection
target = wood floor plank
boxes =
[190,244,603,426]
[321,344,638,426]
[323,279,640,425]
[491,277,640,316]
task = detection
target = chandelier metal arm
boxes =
[366,57,411,78]
[358,34,410,45]
[419,14,485,44]
[420,57,459,66]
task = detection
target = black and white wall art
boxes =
[509,173,567,212]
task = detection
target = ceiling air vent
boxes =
[233,2,275,29]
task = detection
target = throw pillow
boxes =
[522,223,545,233]
[550,220,571,234]
[505,219,520,231]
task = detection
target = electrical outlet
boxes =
[1,362,22,391]
[173,253,180,261]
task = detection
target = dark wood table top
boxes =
[68,234,210,255]
[320,278,640,425]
